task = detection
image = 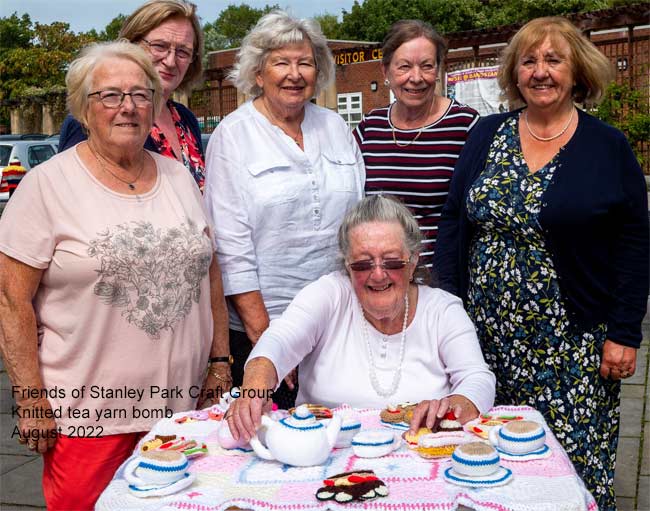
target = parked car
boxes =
[0,139,58,201]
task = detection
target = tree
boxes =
[314,14,341,40]
[0,13,32,52]
[100,14,127,41]
[205,3,278,51]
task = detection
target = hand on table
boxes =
[16,397,58,454]
[225,388,272,442]
[408,395,479,435]
[600,339,637,381]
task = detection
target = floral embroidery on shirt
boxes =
[88,220,211,339]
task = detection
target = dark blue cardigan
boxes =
[58,101,204,157]
[433,108,649,349]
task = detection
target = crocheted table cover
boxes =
[96,405,597,511]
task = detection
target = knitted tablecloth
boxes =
[96,405,597,511]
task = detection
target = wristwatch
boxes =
[209,355,234,365]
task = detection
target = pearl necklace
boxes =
[360,292,409,398]
[524,107,575,142]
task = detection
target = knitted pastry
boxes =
[288,403,333,419]
[315,470,388,503]
[432,411,463,433]
[379,403,416,424]
[416,431,466,459]
[141,435,177,452]
[402,427,432,449]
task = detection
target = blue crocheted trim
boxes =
[351,438,393,447]
[292,412,316,421]
[498,429,545,442]
[452,452,500,466]
[279,417,323,430]
[128,472,191,491]
[444,467,512,485]
[497,444,550,457]
[137,460,188,472]
[340,423,361,431]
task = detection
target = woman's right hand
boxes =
[225,357,277,442]
[16,397,58,454]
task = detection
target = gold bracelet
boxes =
[209,370,233,384]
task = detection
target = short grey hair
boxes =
[66,40,163,128]
[229,10,335,97]
[338,195,422,260]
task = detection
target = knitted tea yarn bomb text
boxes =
[451,442,500,477]
[315,470,388,503]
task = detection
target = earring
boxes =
[384,79,390,86]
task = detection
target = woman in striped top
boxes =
[354,20,479,272]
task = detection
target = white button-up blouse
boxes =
[204,100,365,330]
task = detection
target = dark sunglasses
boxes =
[348,259,410,272]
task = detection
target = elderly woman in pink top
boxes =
[0,41,229,510]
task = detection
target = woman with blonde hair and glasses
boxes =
[59,0,207,189]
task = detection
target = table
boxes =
[96,405,597,511]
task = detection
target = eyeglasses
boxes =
[141,38,195,62]
[87,89,155,108]
[347,258,410,272]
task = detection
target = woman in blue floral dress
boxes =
[434,18,649,511]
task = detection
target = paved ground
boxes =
[0,308,648,510]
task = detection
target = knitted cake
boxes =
[416,431,467,459]
[315,470,388,502]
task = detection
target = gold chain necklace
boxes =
[88,141,145,190]
[261,98,303,146]
[390,96,436,148]
[524,107,575,142]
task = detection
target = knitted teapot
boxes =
[249,404,341,466]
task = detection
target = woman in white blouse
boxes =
[203,11,364,407]
[226,195,495,442]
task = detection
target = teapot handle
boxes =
[249,415,275,461]
[488,425,502,447]
[123,457,146,486]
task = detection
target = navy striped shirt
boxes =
[354,100,479,268]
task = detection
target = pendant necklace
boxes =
[361,292,409,398]
[261,98,303,146]
[88,142,145,190]
[524,107,575,142]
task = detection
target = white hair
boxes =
[229,10,335,97]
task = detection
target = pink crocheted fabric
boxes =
[96,405,598,511]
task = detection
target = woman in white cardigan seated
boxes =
[227,195,495,441]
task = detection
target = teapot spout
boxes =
[326,415,343,449]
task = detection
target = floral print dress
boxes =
[466,115,620,510]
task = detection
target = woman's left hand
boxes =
[197,364,232,409]
[600,339,637,381]
[408,395,479,435]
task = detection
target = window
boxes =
[0,146,11,166]
[28,145,56,168]
[337,93,363,129]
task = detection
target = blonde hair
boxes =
[66,40,163,128]
[498,16,614,106]
[119,0,203,93]
[229,10,335,98]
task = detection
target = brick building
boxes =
[192,4,648,166]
